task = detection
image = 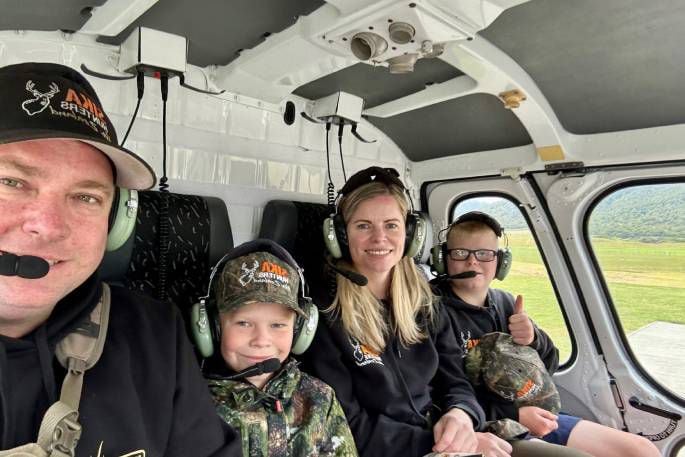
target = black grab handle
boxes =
[629,396,682,421]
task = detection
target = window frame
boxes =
[583,176,685,406]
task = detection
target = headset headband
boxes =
[338,167,406,197]
[336,166,416,215]
[451,211,503,237]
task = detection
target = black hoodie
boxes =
[0,273,240,456]
[434,282,559,422]
[298,284,485,457]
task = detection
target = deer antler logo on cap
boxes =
[22,80,60,116]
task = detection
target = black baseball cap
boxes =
[0,62,156,190]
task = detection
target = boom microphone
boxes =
[441,270,478,281]
[0,251,50,279]
[207,358,282,381]
[325,257,368,286]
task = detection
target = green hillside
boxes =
[456,183,685,242]
[589,185,685,242]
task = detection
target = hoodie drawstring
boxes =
[35,325,57,405]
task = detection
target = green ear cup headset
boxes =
[430,211,512,281]
[190,238,319,359]
[106,187,139,252]
[322,167,427,261]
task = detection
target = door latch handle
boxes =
[629,396,682,421]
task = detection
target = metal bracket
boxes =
[81,65,224,95]
[179,74,225,95]
[498,89,527,109]
[544,161,587,176]
[81,64,135,81]
[500,167,523,180]
[351,123,376,143]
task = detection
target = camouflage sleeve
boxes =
[324,395,359,457]
[167,312,242,457]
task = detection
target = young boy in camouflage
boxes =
[432,212,660,457]
[207,240,358,457]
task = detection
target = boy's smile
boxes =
[219,301,295,388]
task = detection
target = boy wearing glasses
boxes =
[432,212,660,457]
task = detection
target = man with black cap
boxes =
[0,63,240,456]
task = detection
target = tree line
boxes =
[457,184,685,242]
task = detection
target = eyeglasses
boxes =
[446,248,497,262]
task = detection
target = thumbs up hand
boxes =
[508,295,535,345]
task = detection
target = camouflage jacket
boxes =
[209,359,358,457]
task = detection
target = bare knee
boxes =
[626,435,661,457]
[567,420,662,457]
[614,434,661,457]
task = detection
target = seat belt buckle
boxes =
[50,415,82,457]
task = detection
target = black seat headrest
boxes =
[99,191,233,314]
[258,200,331,286]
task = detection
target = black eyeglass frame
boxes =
[446,248,498,262]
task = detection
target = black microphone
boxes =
[440,270,478,281]
[207,358,282,381]
[0,251,50,279]
[325,257,368,286]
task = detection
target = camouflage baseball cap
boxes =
[483,418,529,441]
[215,251,305,317]
[465,332,561,413]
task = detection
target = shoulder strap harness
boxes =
[0,283,111,457]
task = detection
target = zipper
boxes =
[386,339,426,423]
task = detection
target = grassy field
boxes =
[495,232,685,362]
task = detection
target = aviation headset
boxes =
[323,167,427,260]
[190,239,319,358]
[430,211,512,281]
[106,187,139,252]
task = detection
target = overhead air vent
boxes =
[318,2,470,73]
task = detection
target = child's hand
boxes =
[518,406,558,437]
[508,295,535,346]
[432,408,478,453]
[475,432,512,457]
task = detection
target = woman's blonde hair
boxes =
[328,181,435,353]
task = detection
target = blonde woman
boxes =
[299,167,484,457]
